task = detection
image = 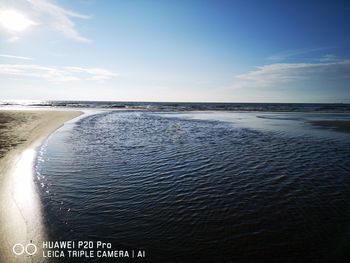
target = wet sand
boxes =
[0,110,81,262]
[310,120,350,133]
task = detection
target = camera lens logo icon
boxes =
[12,243,37,256]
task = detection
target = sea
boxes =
[3,101,350,262]
[1,100,350,112]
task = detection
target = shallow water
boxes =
[35,111,350,262]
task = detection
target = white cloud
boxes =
[0,54,32,60]
[319,54,338,62]
[0,64,118,81]
[65,67,119,80]
[7,36,20,42]
[234,59,350,89]
[267,47,333,61]
[26,0,90,42]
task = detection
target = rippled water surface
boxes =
[36,111,350,262]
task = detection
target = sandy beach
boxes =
[0,110,81,262]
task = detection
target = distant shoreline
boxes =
[1,101,350,113]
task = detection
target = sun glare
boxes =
[0,9,37,32]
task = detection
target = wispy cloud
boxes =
[234,59,350,89]
[319,54,338,62]
[66,67,119,80]
[26,0,90,42]
[267,47,333,61]
[0,64,118,81]
[0,54,33,60]
[7,36,20,42]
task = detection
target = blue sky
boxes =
[0,0,349,102]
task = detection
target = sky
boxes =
[0,0,349,103]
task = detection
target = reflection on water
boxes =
[36,111,350,262]
[0,149,47,262]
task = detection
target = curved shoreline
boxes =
[0,110,82,263]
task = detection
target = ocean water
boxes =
[2,100,350,112]
[35,110,350,262]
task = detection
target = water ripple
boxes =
[35,111,350,262]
